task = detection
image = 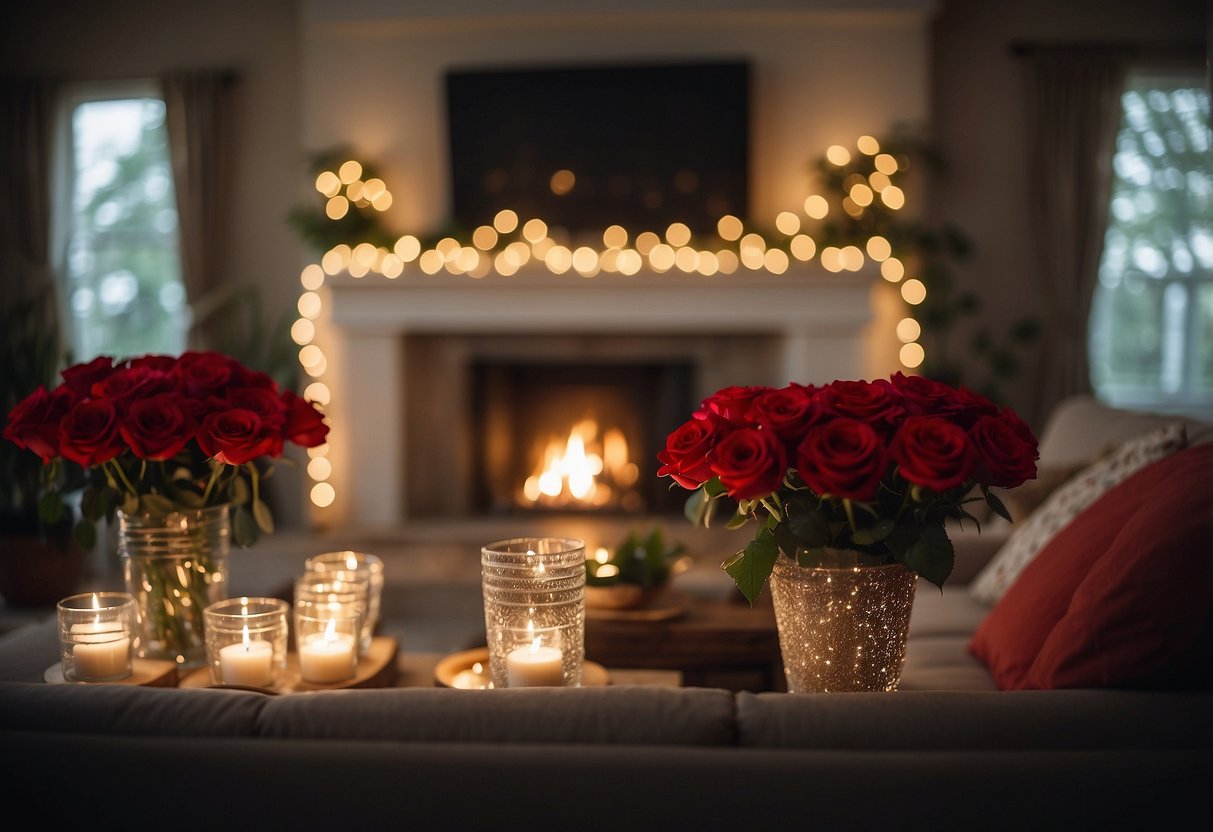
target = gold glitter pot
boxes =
[769,555,918,693]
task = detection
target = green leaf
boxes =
[140,493,175,517]
[984,487,1012,523]
[900,522,954,591]
[724,510,751,530]
[684,488,711,527]
[232,505,260,548]
[722,528,779,606]
[73,520,96,552]
[850,516,895,545]
[78,487,102,523]
[785,497,830,547]
[173,490,205,508]
[38,491,64,525]
[252,499,275,535]
[772,522,803,559]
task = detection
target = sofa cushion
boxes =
[968,422,1187,605]
[899,636,999,691]
[734,689,1212,750]
[1025,443,1213,690]
[969,443,1210,690]
[257,685,737,745]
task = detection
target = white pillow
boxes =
[968,422,1188,605]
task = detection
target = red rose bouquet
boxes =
[658,374,1039,603]
[4,351,330,549]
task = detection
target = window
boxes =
[1088,71,1213,418]
[61,84,188,363]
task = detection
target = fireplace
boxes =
[319,270,888,531]
[472,360,694,516]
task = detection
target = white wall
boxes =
[301,1,933,234]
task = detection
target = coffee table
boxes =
[584,589,786,692]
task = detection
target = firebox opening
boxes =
[472,361,694,516]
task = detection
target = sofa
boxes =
[0,394,1210,830]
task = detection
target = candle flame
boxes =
[242,624,251,648]
[472,662,483,674]
[594,547,609,564]
[323,618,338,642]
[530,637,543,654]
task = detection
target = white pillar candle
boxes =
[299,631,356,683]
[72,636,131,681]
[218,631,274,687]
[69,620,130,681]
[506,639,564,687]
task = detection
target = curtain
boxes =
[0,77,61,349]
[161,68,240,350]
[1022,45,1129,427]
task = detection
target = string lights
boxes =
[295,135,927,509]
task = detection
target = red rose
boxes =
[709,427,787,500]
[816,379,905,433]
[91,366,177,402]
[795,418,888,501]
[888,372,966,418]
[969,410,1039,488]
[120,393,197,460]
[229,387,289,457]
[281,391,330,448]
[59,398,126,467]
[197,408,278,465]
[657,412,730,490]
[3,385,76,463]
[127,354,178,372]
[949,386,1000,428]
[746,385,823,443]
[890,416,975,492]
[174,351,239,397]
[699,385,770,425]
[60,356,115,398]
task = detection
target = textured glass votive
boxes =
[294,608,360,684]
[57,592,136,683]
[481,537,585,688]
[294,571,371,656]
[203,597,289,688]
[304,551,383,650]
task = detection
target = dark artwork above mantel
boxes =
[445,60,750,236]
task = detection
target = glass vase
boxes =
[769,551,917,693]
[119,504,231,670]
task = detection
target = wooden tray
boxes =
[44,658,179,687]
[434,646,610,688]
[178,635,399,694]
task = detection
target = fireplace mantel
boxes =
[317,266,889,530]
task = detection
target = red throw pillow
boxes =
[969,443,1213,690]
[1026,444,1213,689]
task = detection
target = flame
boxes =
[520,418,638,508]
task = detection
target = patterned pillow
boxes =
[968,422,1188,605]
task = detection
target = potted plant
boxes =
[657,374,1040,691]
[0,287,87,607]
[584,526,691,611]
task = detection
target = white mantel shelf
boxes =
[324,266,877,334]
[318,265,884,531]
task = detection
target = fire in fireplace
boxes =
[472,360,694,516]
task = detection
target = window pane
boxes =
[1089,76,1213,415]
[67,97,187,363]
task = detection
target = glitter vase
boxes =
[769,552,917,693]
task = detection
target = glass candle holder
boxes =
[294,608,360,684]
[481,537,586,688]
[57,592,136,683]
[203,597,289,689]
[294,571,370,656]
[303,551,383,651]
